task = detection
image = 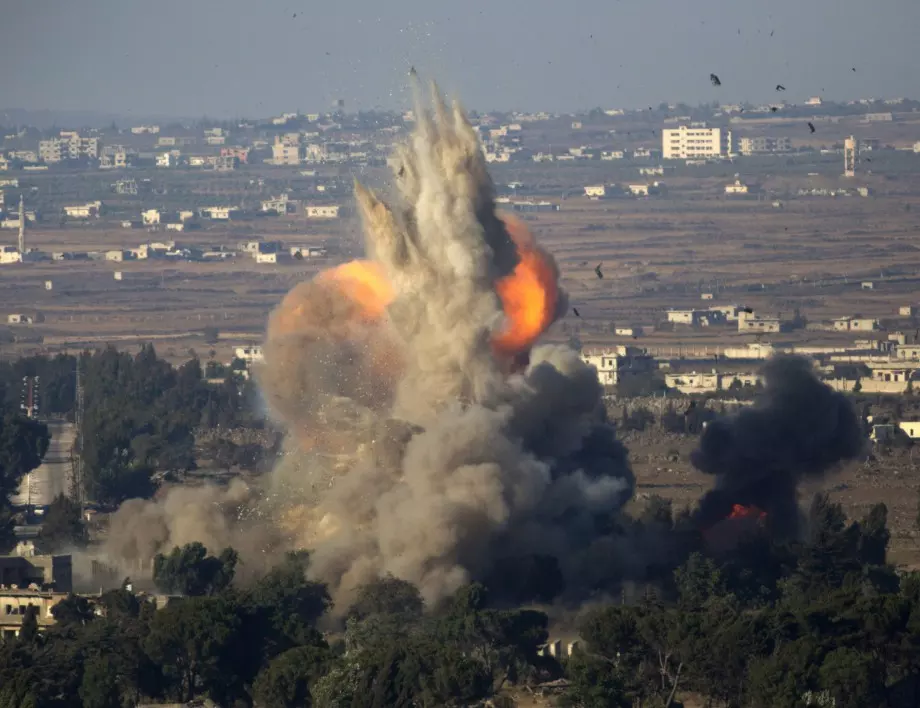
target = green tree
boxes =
[153,543,238,596]
[145,596,243,703]
[80,655,121,708]
[856,502,890,567]
[559,651,631,708]
[0,413,49,499]
[18,605,39,645]
[0,414,50,496]
[346,575,424,622]
[201,327,220,345]
[252,645,331,708]
[51,594,96,627]
[819,647,885,708]
[37,494,87,551]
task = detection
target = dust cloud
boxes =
[99,81,862,610]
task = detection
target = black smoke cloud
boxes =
[691,354,864,536]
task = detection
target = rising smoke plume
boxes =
[100,81,865,609]
[692,354,864,538]
[255,79,631,608]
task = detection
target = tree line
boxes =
[0,346,264,511]
[2,494,920,707]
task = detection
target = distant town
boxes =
[2,93,920,411]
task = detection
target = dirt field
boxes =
[3,142,920,567]
[4,146,920,364]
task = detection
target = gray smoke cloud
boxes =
[98,479,286,586]
[101,84,865,608]
[692,354,864,536]
[254,81,633,609]
[101,80,631,605]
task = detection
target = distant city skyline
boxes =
[3,0,919,119]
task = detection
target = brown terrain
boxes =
[2,112,920,571]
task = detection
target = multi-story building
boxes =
[581,346,655,387]
[39,132,101,163]
[272,136,302,166]
[662,125,731,160]
[738,136,792,155]
[221,147,249,164]
[738,311,782,333]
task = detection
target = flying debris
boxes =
[573,307,581,318]
[775,84,786,91]
[770,30,775,36]
[594,263,604,279]
[851,67,857,72]
[808,122,816,133]
[770,106,779,113]
[409,66,417,77]
[710,73,721,87]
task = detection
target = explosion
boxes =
[272,214,560,362]
[493,215,562,356]
[727,503,767,522]
[253,79,630,608]
[97,78,863,612]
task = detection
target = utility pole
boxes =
[17,195,25,255]
[72,356,85,511]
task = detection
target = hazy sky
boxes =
[3,0,919,118]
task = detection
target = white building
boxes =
[738,136,792,155]
[199,206,238,220]
[667,309,698,326]
[155,152,179,168]
[896,345,920,361]
[0,246,22,264]
[63,202,101,219]
[290,246,327,258]
[305,205,341,219]
[725,179,749,195]
[234,346,264,362]
[581,346,654,386]
[105,250,125,262]
[584,185,606,199]
[738,311,781,333]
[141,209,161,226]
[272,136,302,166]
[255,252,279,264]
[662,126,731,160]
[39,132,100,163]
[899,421,920,439]
[665,371,763,394]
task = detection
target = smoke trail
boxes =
[692,354,864,536]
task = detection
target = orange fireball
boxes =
[493,214,560,356]
[317,261,395,321]
[275,213,560,358]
